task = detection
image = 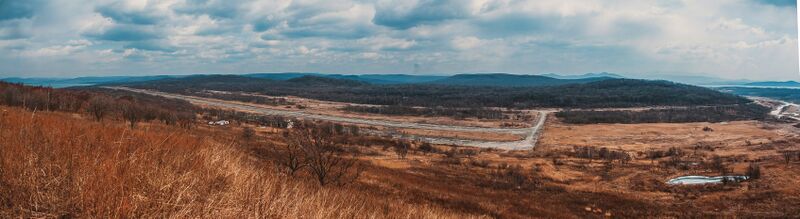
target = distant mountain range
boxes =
[540,72,624,79]
[244,73,446,84]
[743,81,800,87]
[2,72,796,89]
[427,73,611,87]
[0,75,178,88]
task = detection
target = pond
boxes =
[667,175,748,185]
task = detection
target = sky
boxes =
[0,0,797,80]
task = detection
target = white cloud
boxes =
[0,0,795,80]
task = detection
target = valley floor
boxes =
[3,103,800,218]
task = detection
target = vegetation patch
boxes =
[555,104,769,124]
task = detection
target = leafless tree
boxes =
[418,142,434,154]
[277,133,309,177]
[176,111,196,129]
[394,141,409,159]
[241,127,255,141]
[87,95,114,121]
[0,86,21,106]
[158,110,178,125]
[781,150,795,165]
[120,100,143,128]
[290,126,360,186]
[746,163,761,180]
[711,155,726,174]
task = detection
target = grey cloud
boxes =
[172,0,246,19]
[0,0,41,40]
[252,18,279,32]
[373,0,473,29]
[755,0,796,7]
[123,41,177,52]
[85,26,162,41]
[95,3,161,25]
[281,25,373,39]
[0,20,32,39]
[0,0,40,21]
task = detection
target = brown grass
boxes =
[4,101,800,218]
[0,106,481,218]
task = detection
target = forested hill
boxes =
[427,73,610,87]
[113,75,751,109]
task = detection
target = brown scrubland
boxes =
[0,106,478,218]
[2,82,800,218]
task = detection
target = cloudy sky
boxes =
[0,0,797,80]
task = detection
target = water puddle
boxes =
[667,175,748,185]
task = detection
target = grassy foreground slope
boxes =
[0,106,477,218]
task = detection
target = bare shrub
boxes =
[120,100,143,128]
[444,147,459,158]
[289,126,361,186]
[489,165,538,190]
[86,95,114,121]
[710,155,726,174]
[394,141,410,159]
[746,163,761,180]
[461,149,478,158]
[241,127,255,140]
[781,150,797,165]
[278,133,308,177]
[469,159,490,168]
[418,142,434,154]
[601,160,614,180]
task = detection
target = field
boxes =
[4,81,800,218]
[183,89,536,129]
[4,101,800,217]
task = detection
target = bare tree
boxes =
[0,86,22,106]
[602,160,614,180]
[176,111,196,129]
[746,163,761,180]
[120,100,142,128]
[158,110,178,125]
[87,96,114,121]
[241,127,255,141]
[290,126,360,186]
[711,155,726,174]
[277,132,309,177]
[418,142,434,154]
[394,141,409,159]
[781,150,794,166]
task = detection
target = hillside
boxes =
[0,105,473,218]
[428,73,609,87]
[287,75,369,86]
[2,75,175,88]
[4,81,799,218]
[245,73,446,84]
[118,76,751,109]
[540,72,625,79]
[744,81,800,87]
[720,87,800,103]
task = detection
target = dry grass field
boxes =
[205,91,535,129]
[3,101,800,218]
[0,106,480,218]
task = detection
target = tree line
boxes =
[1,82,198,128]
[555,104,769,124]
[342,105,511,120]
[123,75,751,109]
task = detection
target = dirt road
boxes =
[106,86,547,150]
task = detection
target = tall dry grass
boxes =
[0,106,480,218]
